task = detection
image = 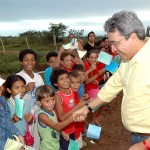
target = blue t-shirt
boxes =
[78,83,85,99]
[44,67,56,91]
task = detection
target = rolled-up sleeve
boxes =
[97,64,123,103]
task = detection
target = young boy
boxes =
[46,51,58,67]
[69,71,89,148]
[44,51,58,89]
[35,85,73,150]
[17,49,44,109]
[17,48,44,149]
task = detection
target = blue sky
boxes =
[0,0,150,36]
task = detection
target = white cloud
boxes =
[0,10,150,36]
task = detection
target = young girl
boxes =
[0,78,24,149]
[35,85,73,150]
[53,47,75,72]
[51,68,87,150]
[84,50,105,125]
[3,75,33,137]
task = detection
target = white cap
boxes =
[0,78,5,86]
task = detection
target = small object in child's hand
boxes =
[15,93,24,118]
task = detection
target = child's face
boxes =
[7,80,25,99]
[48,56,57,67]
[61,55,73,69]
[55,74,70,89]
[77,71,86,82]
[69,76,81,92]
[20,54,36,72]
[0,85,4,96]
[73,56,81,64]
[38,96,55,112]
[87,53,98,64]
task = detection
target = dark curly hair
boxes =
[51,68,68,89]
[46,51,58,62]
[19,49,37,61]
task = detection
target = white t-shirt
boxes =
[17,70,44,108]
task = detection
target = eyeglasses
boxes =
[109,36,129,47]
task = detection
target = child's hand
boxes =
[89,63,96,72]
[12,114,20,123]
[81,93,90,101]
[25,82,35,92]
[18,135,25,145]
[93,80,99,85]
[24,112,33,123]
[98,68,105,75]
[61,131,69,141]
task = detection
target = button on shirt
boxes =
[98,38,150,133]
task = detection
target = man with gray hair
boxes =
[73,10,150,149]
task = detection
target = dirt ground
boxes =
[35,64,131,150]
[82,93,131,150]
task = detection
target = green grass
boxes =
[0,51,48,79]
[0,36,104,79]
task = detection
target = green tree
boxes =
[19,30,53,45]
[48,23,68,42]
[68,29,84,38]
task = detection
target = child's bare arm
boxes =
[84,68,105,84]
[55,94,87,121]
[53,47,64,68]
[38,113,72,132]
[61,131,69,141]
[80,93,90,101]
[24,112,33,124]
[25,82,35,92]
[11,114,20,123]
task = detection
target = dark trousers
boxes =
[131,133,148,145]
[60,132,75,150]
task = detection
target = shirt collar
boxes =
[133,38,150,63]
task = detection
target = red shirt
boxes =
[61,62,75,72]
[84,62,105,91]
[56,88,75,134]
[74,91,84,139]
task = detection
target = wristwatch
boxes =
[85,103,93,111]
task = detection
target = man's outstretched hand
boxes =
[73,106,89,122]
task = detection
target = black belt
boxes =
[132,132,150,136]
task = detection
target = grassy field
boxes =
[0,51,48,79]
[0,36,102,79]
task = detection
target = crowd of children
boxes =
[0,32,117,150]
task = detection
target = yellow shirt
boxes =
[98,38,150,133]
